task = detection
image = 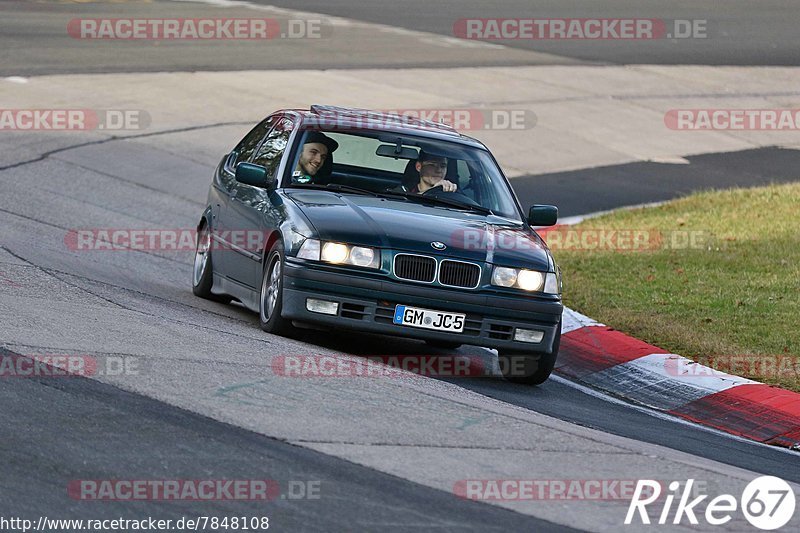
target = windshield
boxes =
[284,129,523,221]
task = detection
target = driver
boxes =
[409,150,457,193]
[292,131,339,184]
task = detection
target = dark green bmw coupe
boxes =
[193,105,563,384]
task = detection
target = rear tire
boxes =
[499,322,561,385]
[192,221,232,303]
[259,240,295,335]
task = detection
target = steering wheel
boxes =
[421,184,483,208]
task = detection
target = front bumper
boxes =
[282,260,563,353]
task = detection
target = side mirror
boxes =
[235,163,274,190]
[528,204,558,226]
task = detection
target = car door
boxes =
[225,116,295,289]
[214,116,276,279]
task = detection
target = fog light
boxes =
[306,298,339,315]
[514,328,544,343]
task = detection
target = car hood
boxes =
[286,190,551,270]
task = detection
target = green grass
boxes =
[552,183,800,391]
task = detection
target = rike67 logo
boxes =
[626,477,796,530]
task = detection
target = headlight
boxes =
[543,271,561,295]
[297,238,321,260]
[286,227,311,256]
[491,267,517,287]
[491,266,551,292]
[296,239,380,269]
[349,246,375,267]
[321,242,349,263]
[517,270,544,291]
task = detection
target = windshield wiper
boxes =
[324,183,382,197]
[291,183,381,197]
[399,192,493,215]
[291,183,491,214]
[324,184,420,203]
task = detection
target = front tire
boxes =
[499,322,561,385]
[259,240,294,335]
[192,221,231,303]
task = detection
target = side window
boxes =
[457,159,471,180]
[233,117,274,166]
[252,118,294,179]
[463,160,485,205]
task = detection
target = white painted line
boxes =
[561,307,603,334]
[557,200,669,226]
[648,156,690,164]
[4,77,28,84]
[631,352,757,390]
[581,352,758,411]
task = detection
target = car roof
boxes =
[281,105,489,150]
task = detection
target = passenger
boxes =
[407,150,457,193]
[292,131,338,183]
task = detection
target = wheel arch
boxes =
[261,230,283,268]
[197,207,214,232]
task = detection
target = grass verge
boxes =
[548,182,800,391]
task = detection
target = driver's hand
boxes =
[439,180,457,192]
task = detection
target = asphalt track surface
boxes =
[2,1,800,531]
[3,0,800,77]
[0,350,576,532]
[257,0,800,66]
[518,146,800,217]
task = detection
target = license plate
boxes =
[392,305,465,333]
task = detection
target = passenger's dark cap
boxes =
[304,131,338,153]
[417,149,447,162]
